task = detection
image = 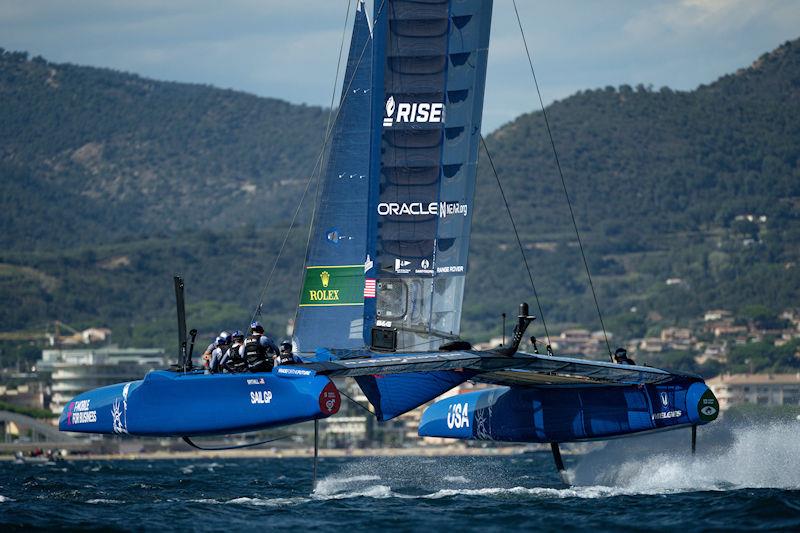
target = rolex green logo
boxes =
[299,265,364,307]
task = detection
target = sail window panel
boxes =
[449,14,481,53]
[430,276,466,336]
[379,183,440,204]
[379,220,438,242]
[442,163,463,180]
[379,238,436,261]
[390,18,449,39]
[382,149,443,168]
[376,279,408,319]
[383,165,440,186]
[388,0,448,21]
[387,55,447,76]
[450,0,487,17]
[446,57,478,88]
[388,20,448,57]
[384,129,443,149]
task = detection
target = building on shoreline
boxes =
[36,346,168,414]
[707,373,800,411]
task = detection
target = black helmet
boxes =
[250,321,265,335]
[231,330,245,343]
[280,339,292,352]
[614,347,628,358]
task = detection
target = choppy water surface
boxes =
[1,422,799,531]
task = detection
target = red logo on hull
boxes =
[319,381,341,416]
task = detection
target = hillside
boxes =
[1,40,799,370]
[0,48,327,249]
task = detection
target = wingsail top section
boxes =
[368,0,493,350]
[294,0,493,354]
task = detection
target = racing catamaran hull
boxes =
[59,368,340,437]
[418,379,719,442]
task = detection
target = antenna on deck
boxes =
[174,276,189,372]
[495,303,536,356]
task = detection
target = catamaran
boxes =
[59,0,719,482]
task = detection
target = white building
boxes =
[707,373,800,411]
[37,347,169,414]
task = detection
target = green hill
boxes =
[1,39,799,367]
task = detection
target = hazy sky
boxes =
[1,0,798,131]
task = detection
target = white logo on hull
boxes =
[446,402,470,429]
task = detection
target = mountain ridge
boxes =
[1,38,799,370]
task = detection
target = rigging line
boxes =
[479,134,551,347]
[510,0,613,360]
[250,0,387,328]
[339,387,374,415]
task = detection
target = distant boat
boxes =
[60,0,718,480]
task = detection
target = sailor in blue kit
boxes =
[275,339,299,366]
[202,330,229,371]
[209,332,232,373]
[242,321,279,372]
[614,347,636,365]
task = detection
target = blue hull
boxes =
[418,379,719,443]
[59,367,340,437]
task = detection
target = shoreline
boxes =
[1,445,567,461]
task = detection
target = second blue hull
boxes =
[418,379,719,443]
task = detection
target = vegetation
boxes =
[1,39,799,370]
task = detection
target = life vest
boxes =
[275,352,296,366]
[243,335,266,359]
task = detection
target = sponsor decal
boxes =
[299,265,364,307]
[364,278,376,298]
[319,381,341,415]
[652,410,682,421]
[415,258,433,275]
[446,402,470,430]
[660,392,669,407]
[112,383,131,434]
[698,389,720,422]
[246,378,266,385]
[376,319,392,327]
[377,201,468,219]
[394,258,411,274]
[436,265,465,274]
[364,254,374,274]
[276,367,314,377]
[250,390,273,404]
[383,95,444,127]
[70,399,97,425]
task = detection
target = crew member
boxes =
[275,339,299,366]
[243,321,278,372]
[221,330,247,373]
[209,332,232,373]
[613,347,636,365]
[202,330,229,371]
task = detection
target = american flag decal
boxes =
[364,278,376,298]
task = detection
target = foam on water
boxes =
[85,499,124,504]
[571,421,800,493]
[0,495,15,503]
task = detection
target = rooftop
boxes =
[707,373,800,386]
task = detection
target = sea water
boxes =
[1,421,798,531]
